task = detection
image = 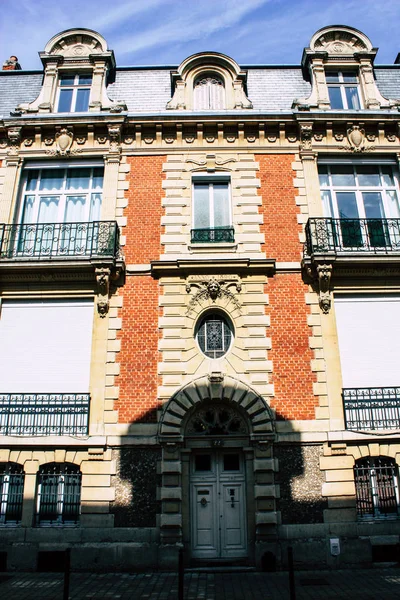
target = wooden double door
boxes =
[190,450,247,559]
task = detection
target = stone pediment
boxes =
[44,29,109,59]
[310,25,373,56]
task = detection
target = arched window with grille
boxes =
[193,74,225,110]
[36,463,81,526]
[196,312,233,359]
[0,463,24,525]
[354,456,400,518]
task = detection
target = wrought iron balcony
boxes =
[191,227,235,244]
[304,218,400,257]
[343,387,400,431]
[0,221,120,260]
[0,393,90,436]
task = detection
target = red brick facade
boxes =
[116,156,165,423]
[123,156,165,263]
[116,276,161,423]
[257,154,316,420]
[266,274,316,420]
[258,154,302,262]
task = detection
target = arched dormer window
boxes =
[16,28,126,114]
[193,74,225,110]
[294,25,399,110]
[167,52,252,111]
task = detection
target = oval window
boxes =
[196,313,233,359]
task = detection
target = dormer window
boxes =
[57,73,92,113]
[326,71,361,110]
[193,74,225,110]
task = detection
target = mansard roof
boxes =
[1,24,400,117]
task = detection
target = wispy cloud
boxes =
[91,0,170,31]
[1,0,400,69]
[111,0,269,56]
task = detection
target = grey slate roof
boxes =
[0,65,399,116]
[107,70,172,113]
[375,69,400,101]
[246,68,311,111]
[0,72,42,117]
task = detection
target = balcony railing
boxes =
[343,387,400,431]
[191,227,235,244]
[304,218,400,256]
[0,393,90,436]
[0,221,120,260]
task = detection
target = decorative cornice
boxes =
[151,258,276,278]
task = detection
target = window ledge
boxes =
[188,243,238,254]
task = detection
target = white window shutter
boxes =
[334,295,400,388]
[0,299,94,393]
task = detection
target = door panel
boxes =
[190,451,247,559]
[191,483,218,557]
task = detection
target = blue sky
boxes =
[1,0,400,70]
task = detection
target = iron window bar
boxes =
[0,393,90,436]
[36,464,81,526]
[0,221,120,260]
[0,464,24,525]
[343,387,400,431]
[191,227,235,244]
[304,218,400,256]
[354,457,400,518]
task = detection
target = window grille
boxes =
[354,457,400,518]
[0,463,24,525]
[36,463,81,526]
[197,313,233,359]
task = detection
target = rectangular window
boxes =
[326,70,362,109]
[191,178,234,243]
[318,163,400,249]
[9,165,104,258]
[57,73,92,113]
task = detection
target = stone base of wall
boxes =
[2,522,400,571]
[256,521,400,571]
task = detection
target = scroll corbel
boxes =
[95,267,111,317]
[317,263,332,314]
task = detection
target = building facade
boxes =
[1,24,400,571]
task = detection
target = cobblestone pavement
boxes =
[1,568,400,599]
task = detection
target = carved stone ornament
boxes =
[386,133,396,142]
[97,136,107,144]
[95,266,111,317]
[23,137,34,147]
[313,133,324,142]
[186,275,242,314]
[7,127,22,155]
[299,123,313,151]
[108,124,121,153]
[0,138,7,149]
[76,136,86,145]
[124,136,134,145]
[56,128,73,155]
[317,263,333,314]
[334,132,344,142]
[144,136,154,144]
[226,135,236,143]
[345,125,374,153]
[185,136,195,144]
[186,153,236,173]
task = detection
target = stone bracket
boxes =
[305,261,333,314]
[95,264,123,317]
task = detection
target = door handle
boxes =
[200,497,207,507]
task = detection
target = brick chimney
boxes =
[2,56,21,71]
